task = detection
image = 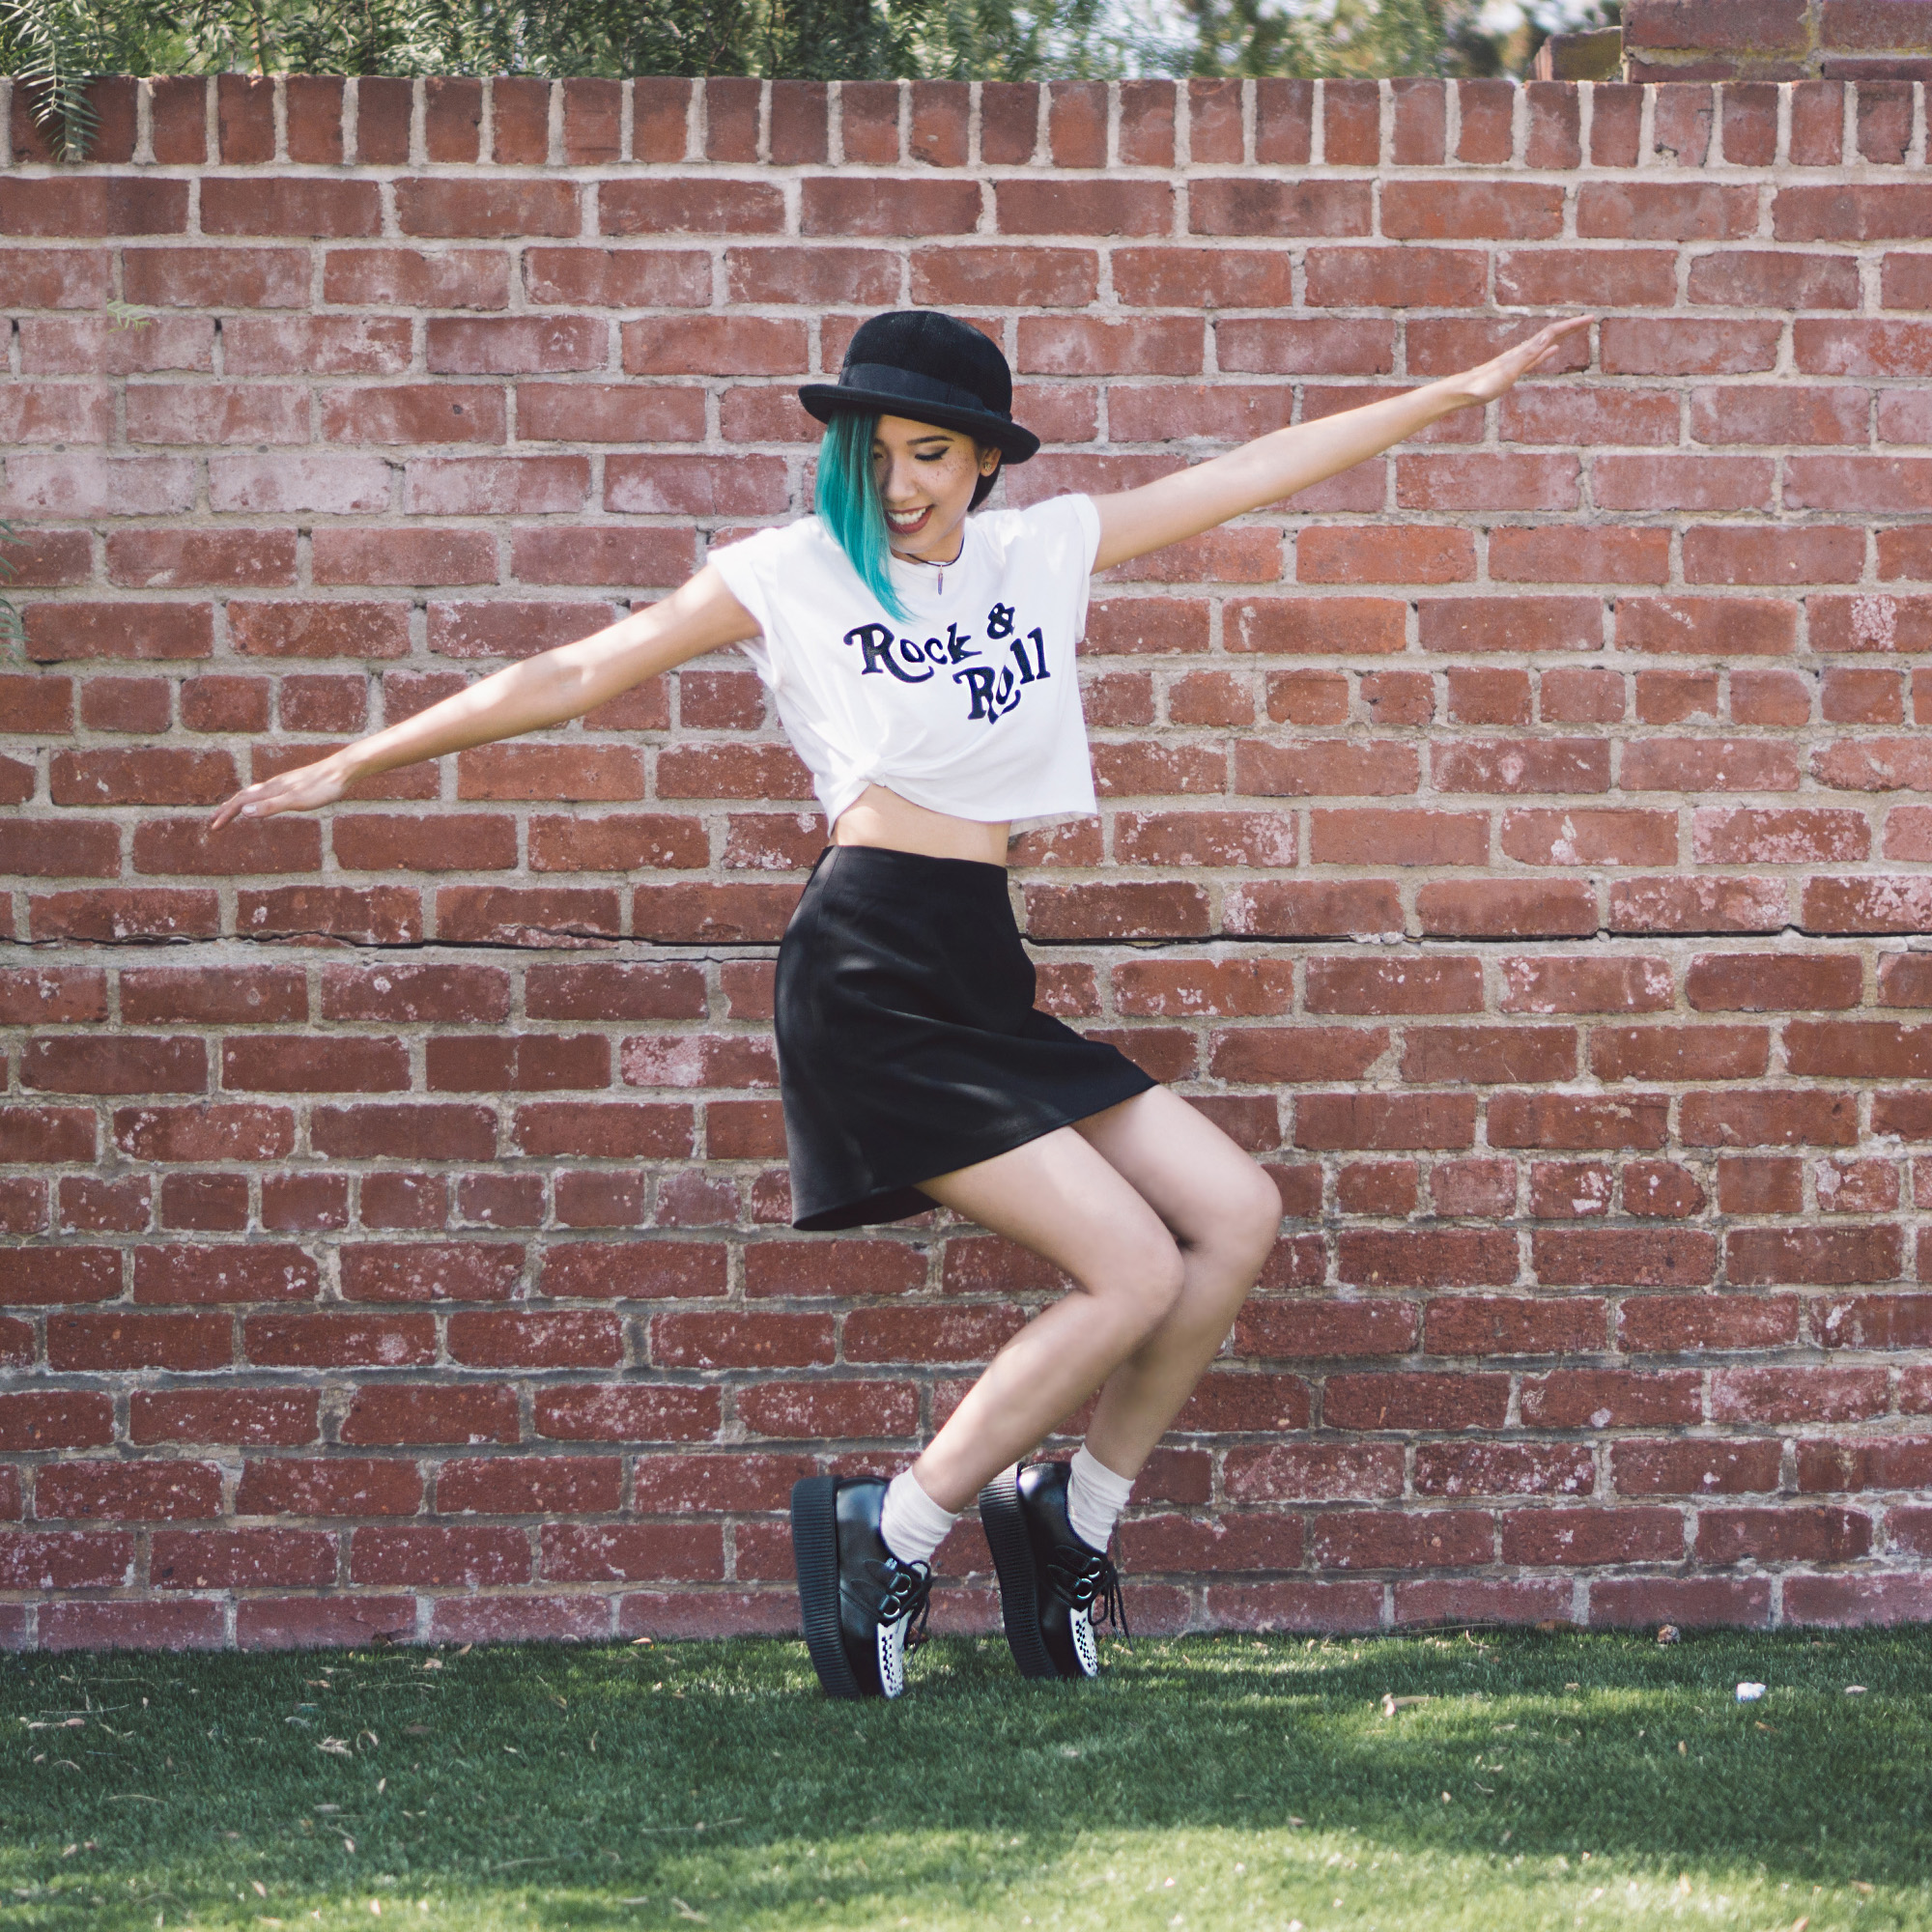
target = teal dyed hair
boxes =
[816,412,909,621]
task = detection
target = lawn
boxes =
[1,1626,1929,1930]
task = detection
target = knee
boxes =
[1088,1238,1185,1338]
[1190,1160,1285,1281]
[1231,1161,1286,1268]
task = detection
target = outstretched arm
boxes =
[1092,316,1593,572]
[209,566,758,830]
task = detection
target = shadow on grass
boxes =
[2,1629,1929,1928]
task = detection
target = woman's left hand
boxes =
[1452,315,1595,407]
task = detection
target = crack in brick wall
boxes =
[5,72,1932,1648]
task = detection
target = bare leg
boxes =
[906,1090,1281,1511]
[1073,1088,1284,1478]
[906,1125,1185,1513]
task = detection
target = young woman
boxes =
[212,305,1590,1701]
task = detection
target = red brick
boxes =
[351,1524,527,1587]
[791,177,981,242]
[1607,876,1789,933]
[900,78,967,168]
[332,1241,521,1305]
[337,1385,521,1450]
[1502,1508,1683,1567]
[0,1529,134,1589]
[447,1310,623,1368]
[1698,1506,1872,1566]
[1323,1371,1509,1432]
[199,178,381,240]
[1488,1092,1668,1151]
[395,179,581,240]
[1335,1161,1416,1215]
[1612,1437,1783,1496]
[55,1176,144,1235]
[1295,1092,1475,1151]
[43,1601,225,1650]
[1399,1026,1577,1086]
[129,1390,318,1446]
[28,888,225,945]
[532,1384,720,1443]
[1727,1225,1902,1286]
[1424,1294,1606,1355]
[0,178,188,238]
[1394,451,1579,512]
[1681,1090,1858,1148]
[0,819,116,880]
[1609,1153,1702,1217]
[1711,1365,1889,1425]
[152,1528,335,1590]
[644,1311,831,1372]
[429,886,617,946]
[433,1456,620,1515]
[245,1311,436,1369]
[0,1391,111,1451]
[1309,1509,1495,1570]
[529,1242,724,1301]
[428,1595,613,1642]
[307,968,503,1033]
[1520,1369,1701,1429]
[743,1240,923,1300]
[1535,1227,1719,1289]
[735,1379,920,1440]
[26,599,213,663]
[48,1311,230,1371]
[346,74,409,162]
[1590,1023,1771,1083]
[236,1459,422,1517]
[1378,179,1561,241]
[1416,1441,1594,1498]
[538,1522,724,1585]
[218,1035,407,1094]
[128,1244,316,1307]
[1416,881,1597,939]
[36,1461,222,1522]
[1180,175,1370,242]
[1206,1027,1383,1090]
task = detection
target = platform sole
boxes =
[789,1475,867,1700]
[977,1464,1063,1681]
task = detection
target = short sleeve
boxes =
[1015,492,1100,578]
[708,526,785,639]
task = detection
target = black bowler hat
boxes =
[799,310,1040,463]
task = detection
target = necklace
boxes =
[892,536,965,597]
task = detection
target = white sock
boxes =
[1066,1443,1134,1554]
[879,1469,957,1569]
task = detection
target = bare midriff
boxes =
[831,783,1010,867]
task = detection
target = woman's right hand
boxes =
[209,753,351,832]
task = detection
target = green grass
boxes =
[2,1628,1930,1930]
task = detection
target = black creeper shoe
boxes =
[978,1461,1128,1681]
[789,1474,933,1700]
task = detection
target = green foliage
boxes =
[1176,0,1512,78]
[0,0,1537,156]
[0,0,159,156]
[0,0,1151,100]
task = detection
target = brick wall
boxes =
[6,70,1932,1650]
[1623,0,1932,85]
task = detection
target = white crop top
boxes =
[708,493,1102,828]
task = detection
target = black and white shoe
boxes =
[789,1474,934,1700]
[978,1461,1128,1681]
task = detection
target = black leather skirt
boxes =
[774,844,1157,1231]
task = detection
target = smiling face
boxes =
[872,415,1002,565]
